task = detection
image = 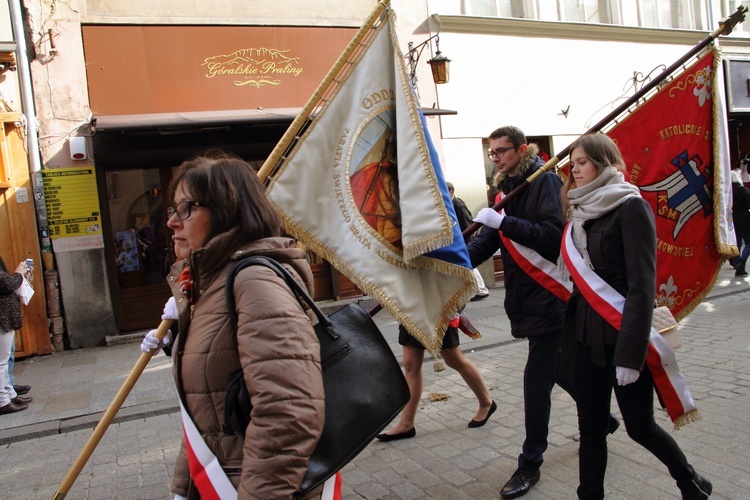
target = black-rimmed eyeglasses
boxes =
[167,201,207,221]
[487,146,517,159]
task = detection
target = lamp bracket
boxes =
[407,33,441,87]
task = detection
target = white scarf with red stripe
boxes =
[561,224,699,429]
[179,400,342,499]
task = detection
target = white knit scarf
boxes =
[561,166,642,274]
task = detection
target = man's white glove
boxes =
[616,366,640,386]
[473,208,506,229]
[140,328,172,353]
[162,296,179,320]
[174,495,187,500]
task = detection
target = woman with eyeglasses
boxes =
[140,153,325,499]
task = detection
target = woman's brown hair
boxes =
[168,152,280,259]
[561,134,626,220]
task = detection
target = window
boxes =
[461,0,711,30]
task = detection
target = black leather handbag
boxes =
[222,256,410,495]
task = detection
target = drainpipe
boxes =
[9,0,50,253]
[9,0,63,350]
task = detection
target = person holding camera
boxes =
[0,256,34,415]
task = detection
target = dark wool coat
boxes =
[467,145,566,338]
[562,197,656,370]
[0,257,23,332]
[169,233,324,499]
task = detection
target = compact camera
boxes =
[25,258,33,271]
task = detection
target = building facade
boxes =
[4,0,749,351]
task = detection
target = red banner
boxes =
[606,49,723,319]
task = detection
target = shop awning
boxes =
[91,107,458,133]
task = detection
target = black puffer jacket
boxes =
[467,146,565,338]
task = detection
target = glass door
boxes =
[105,167,173,332]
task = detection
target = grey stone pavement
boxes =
[1,264,749,499]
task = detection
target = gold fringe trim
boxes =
[673,408,701,430]
[432,359,446,372]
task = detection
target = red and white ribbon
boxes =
[322,471,343,500]
[499,233,572,303]
[561,223,697,425]
[180,400,342,499]
[180,399,237,500]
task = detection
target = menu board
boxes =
[42,167,102,238]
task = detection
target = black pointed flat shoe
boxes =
[376,427,416,442]
[469,400,497,428]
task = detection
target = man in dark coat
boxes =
[467,126,573,498]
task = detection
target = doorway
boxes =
[104,167,174,332]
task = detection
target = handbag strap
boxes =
[224,256,337,338]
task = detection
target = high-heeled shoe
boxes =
[468,400,497,428]
[376,427,416,442]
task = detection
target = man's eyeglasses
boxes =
[167,201,207,221]
[487,146,517,159]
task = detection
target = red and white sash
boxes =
[180,400,342,499]
[499,233,572,303]
[561,224,698,428]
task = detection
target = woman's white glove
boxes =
[616,366,640,386]
[162,296,179,320]
[473,208,506,229]
[140,329,172,353]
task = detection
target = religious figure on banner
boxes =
[349,110,402,248]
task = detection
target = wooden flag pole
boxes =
[257,0,391,183]
[51,319,174,500]
[462,5,748,239]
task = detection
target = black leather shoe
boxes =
[679,470,712,499]
[13,384,31,395]
[12,396,32,405]
[376,427,416,442]
[0,402,28,415]
[469,400,497,428]
[500,468,540,499]
[470,293,489,302]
